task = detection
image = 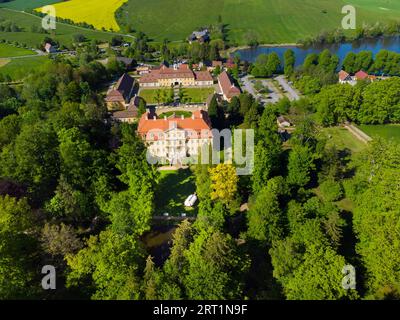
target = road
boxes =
[275,75,301,101]
[240,75,282,104]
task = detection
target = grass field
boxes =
[182,87,215,103]
[359,124,400,143]
[0,55,49,80]
[320,127,367,154]
[38,0,128,31]
[0,0,62,10]
[139,88,172,104]
[155,169,197,216]
[0,8,118,47]
[118,0,400,44]
[0,58,10,67]
[0,43,35,58]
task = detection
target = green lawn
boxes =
[117,0,400,44]
[359,124,400,143]
[0,43,35,58]
[0,8,118,48]
[0,0,62,10]
[0,55,49,80]
[139,88,173,104]
[181,87,215,103]
[155,169,197,217]
[159,111,193,118]
[320,127,367,154]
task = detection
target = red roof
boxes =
[218,71,240,100]
[138,110,212,139]
[106,73,135,102]
[355,70,369,80]
[139,65,213,83]
[338,70,350,81]
[212,60,223,67]
[194,71,213,82]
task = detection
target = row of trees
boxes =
[313,77,400,125]
[343,50,400,76]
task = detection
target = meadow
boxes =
[0,0,62,10]
[118,0,400,44]
[359,124,400,143]
[0,8,118,47]
[0,43,35,58]
[39,0,128,31]
[0,55,49,80]
[320,127,367,154]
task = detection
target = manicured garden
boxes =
[159,111,193,119]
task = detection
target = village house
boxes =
[338,70,377,85]
[44,43,57,54]
[105,73,136,110]
[137,109,213,164]
[224,58,237,70]
[206,60,223,72]
[116,57,135,71]
[139,64,213,88]
[188,29,210,44]
[277,116,291,129]
[338,70,353,84]
[111,96,141,123]
[218,71,241,102]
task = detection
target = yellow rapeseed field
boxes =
[38,0,127,31]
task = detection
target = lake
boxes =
[234,37,400,67]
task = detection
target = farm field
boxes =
[0,0,62,10]
[0,55,49,81]
[118,0,400,44]
[320,127,367,154]
[0,8,118,47]
[359,124,400,143]
[38,0,128,31]
[0,43,35,58]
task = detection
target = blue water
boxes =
[234,37,400,67]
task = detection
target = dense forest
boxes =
[0,42,399,300]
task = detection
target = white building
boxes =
[137,110,213,164]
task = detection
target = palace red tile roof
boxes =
[139,65,213,83]
[138,110,212,137]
